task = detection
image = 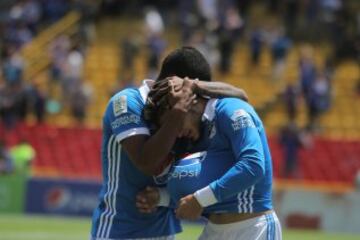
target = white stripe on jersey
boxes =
[101,138,119,237]
[242,190,248,213]
[97,136,119,238]
[96,135,114,237]
[237,187,255,213]
[248,186,255,213]
[105,144,121,237]
[237,191,243,213]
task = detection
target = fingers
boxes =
[182,77,194,90]
[151,86,171,103]
[136,195,154,213]
[135,186,160,214]
[152,79,169,89]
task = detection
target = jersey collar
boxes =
[202,99,218,122]
[138,79,155,103]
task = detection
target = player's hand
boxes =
[151,76,197,109]
[136,186,160,214]
[150,76,185,103]
[175,194,203,220]
[169,78,197,113]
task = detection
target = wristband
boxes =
[194,186,218,207]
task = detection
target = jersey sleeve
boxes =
[194,100,265,207]
[106,91,150,143]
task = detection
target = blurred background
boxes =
[0,0,359,239]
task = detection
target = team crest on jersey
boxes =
[231,109,255,131]
[113,95,127,116]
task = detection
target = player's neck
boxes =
[192,98,208,119]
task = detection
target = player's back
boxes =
[91,84,181,239]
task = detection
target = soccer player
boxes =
[137,88,282,239]
[90,46,248,240]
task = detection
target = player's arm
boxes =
[151,77,248,103]
[115,81,195,176]
[121,108,185,175]
[194,105,265,207]
[194,81,248,101]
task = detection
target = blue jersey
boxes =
[91,81,181,239]
[166,98,273,214]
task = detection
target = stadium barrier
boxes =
[0,173,27,213]
[25,178,101,216]
[274,184,360,234]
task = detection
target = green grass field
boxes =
[0,214,359,240]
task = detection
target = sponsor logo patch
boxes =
[113,95,127,116]
[231,109,255,131]
[111,114,140,129]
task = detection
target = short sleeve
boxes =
[105,90,150,143]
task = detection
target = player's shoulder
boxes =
[215,98,261,126]
[216,98,255,116]
[110,88,140,104]
[105,87,144,118]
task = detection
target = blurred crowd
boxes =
[0,0,98,129]
[0,0,359,130]
[108,0,357,180]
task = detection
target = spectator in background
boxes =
[217,5,243,74]
[0,83,28,129]
[2,46,24,86]
[42,0,69,24]
[144,7,166,79]
[283,0,299,37]
[28,80,46,123]
[0,140,14,174]
[147,34,166,79]
[178,0,196,43]
[249,27,264,70]
[15,21,33,46]
[69,80,92,124]
[73,0,98,45]
[48,34,70,94]
[308,71,331,131]
[62,45,84,101]
[22,0,42,34]
[10,139,35,174]
[187,29,219,69]
[271,27,291,81]
[0,85,17,128]
[279,122,306,179]
[284,83,300,121]
[120,35,139,79]
[299,46,317,119]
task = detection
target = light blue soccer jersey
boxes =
[91,80,181,239]
[166,98,273,214]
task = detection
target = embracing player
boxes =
[137,82,282,239]
[90,47,248,240]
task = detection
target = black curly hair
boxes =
[156,46,212,82]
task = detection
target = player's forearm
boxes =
[194,81,248,101]
[194,160,265,207]
[138,109,185,175]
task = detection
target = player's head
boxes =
[155,98,207,142]
[156,46,212,81]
